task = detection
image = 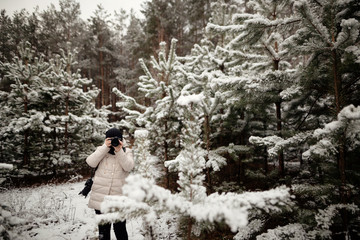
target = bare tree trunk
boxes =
[97,34,104,108]
[111,91,117,122]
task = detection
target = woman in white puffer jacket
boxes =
[86,128,134,240]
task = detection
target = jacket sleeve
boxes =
[117,147,134,172]
[86,144,109,168]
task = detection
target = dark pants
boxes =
[95,210,128,240]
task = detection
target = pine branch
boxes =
[311,0,323,7]
[295,94,322,131]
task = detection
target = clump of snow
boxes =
[177,93,205,106]
[134,129,149,139]
[0,163,13,170]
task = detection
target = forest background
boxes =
[0,0,360,239]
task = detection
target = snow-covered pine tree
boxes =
[248,1,360,237]
[132,129,162,181]
[165,99,208,238]
[177,39,248,192]
[128,129,162,239]
[211,0,302,176]
[289,0,360,203]
[46,44,110,171]
[0,41,109,177]
[0,41,52,169]
[113,39,184,188]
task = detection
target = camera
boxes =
[111,136,123,147]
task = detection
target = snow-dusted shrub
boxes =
[309,204,360,239]
[0,203,26,240]
[133,129,162,181]
[234,219,264,240]
[3,186,76,224]
[102,174,292,236]
[256,223,308,240]
[0,164,25,240]
[302,105,360,160]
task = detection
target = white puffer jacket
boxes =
[86,143,134,211]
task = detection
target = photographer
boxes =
[86,128,134,240]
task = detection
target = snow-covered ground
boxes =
[0,180,145,240]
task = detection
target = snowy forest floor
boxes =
[0,180,147,240]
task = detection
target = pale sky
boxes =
[0,0,147,20]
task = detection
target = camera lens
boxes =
[111,137,120,147]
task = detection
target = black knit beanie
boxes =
[106,128,122,139]
[105,128,123,155]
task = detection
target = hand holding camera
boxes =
[105,136,123,152]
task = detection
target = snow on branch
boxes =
[167,39,178,71]
[248,104,360,160]
[101,174,292,232]
[315,104,360,138]
[0,163,13,170]
[334,18,360,49]
[293,0,332,47]
[345,45,360,63]
[315,204,359,231]
[112,87,146,112]
[250,132,312,158]
[206,22,246,34]
[234,219,264,240]
[207,150,227,172]
[303,104,360,159]
[177,93,205,106]
[249,135,283,147]
[257,223,308,240]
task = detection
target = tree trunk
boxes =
[332,49,346,193]
[187,217,193,240]
[270,9,285,176]
[23,59,29,165]
[264,146,268,175]
[97,34,104,108]
[332,50,342,114]
[164,120,170,189]
[23,97,29,165]
[187,181,193,240]
[274,57,284,176]
[204,115,212,193]
[64,64,71,153]
[275,101,284,176]
[111,91,117,122]
[64,94,69,153]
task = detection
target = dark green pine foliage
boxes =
[0,42,109,177]
[141,0,214,57]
